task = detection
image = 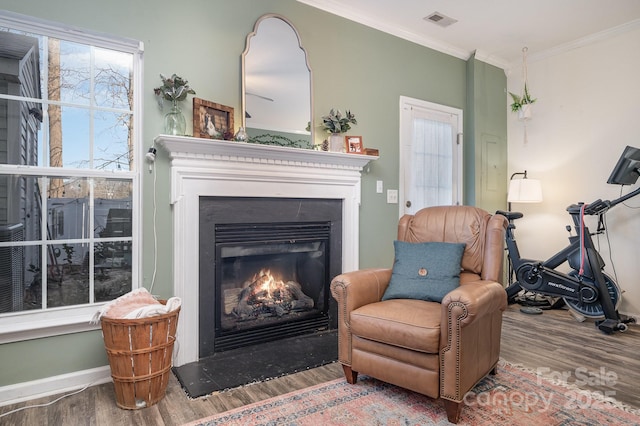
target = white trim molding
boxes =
[0,366,111,407]
[155,136,376,366]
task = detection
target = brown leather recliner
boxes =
[330,205,508,424]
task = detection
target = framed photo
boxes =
[345,136,364,154]
[193,98,234,139]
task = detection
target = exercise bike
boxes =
[497,146,640,334]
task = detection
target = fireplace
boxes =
[156,136,376,366]
[199,197,342,357]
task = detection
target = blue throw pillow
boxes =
[382,241,465,303]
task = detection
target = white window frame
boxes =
[0,11,144,343]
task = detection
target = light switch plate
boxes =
[387,189,398,204]
[376,180,383,193]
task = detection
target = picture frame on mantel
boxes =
[345,135,363,154]
[193,97,234,140]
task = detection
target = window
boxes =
[0,11,143,342]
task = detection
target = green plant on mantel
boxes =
[153,73,196,109]
[321,108,357,134]
[509,83,536,113]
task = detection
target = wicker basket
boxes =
[100,301,180,409]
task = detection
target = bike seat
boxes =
[496,210,523,221]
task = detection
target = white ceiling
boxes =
[298,0,640,69]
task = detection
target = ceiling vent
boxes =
[423,12,458,28]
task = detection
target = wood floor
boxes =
[1,304,638,425]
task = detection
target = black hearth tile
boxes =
[173,330,337,398]
[172,362,217,398]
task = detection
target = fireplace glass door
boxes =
[214,222,330,351]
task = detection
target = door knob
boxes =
[406,200,412,208]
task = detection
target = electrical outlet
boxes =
[387,189,398,204]
[376,180,383,193]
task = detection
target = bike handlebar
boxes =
[566,200,606,215]
[567,185,640,216]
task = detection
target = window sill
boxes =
[0,305,104,344]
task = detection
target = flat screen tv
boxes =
[607,145,640,185]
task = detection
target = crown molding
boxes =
[526,18,640,64]
[297,1,640,72]
[297,0,477,61]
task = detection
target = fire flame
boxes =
[254,269,285,301]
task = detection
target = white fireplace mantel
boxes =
[155,135,376,366]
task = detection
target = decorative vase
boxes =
[164,101,186,136]
[518,104,532,121]
[328,133,344,152]
[235,126,248,142]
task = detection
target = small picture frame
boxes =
[345,136,363,154]
[193,98,234,140]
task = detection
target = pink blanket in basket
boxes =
[91,288,181,323]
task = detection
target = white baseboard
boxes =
[0,366,112,407]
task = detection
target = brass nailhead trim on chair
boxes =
[440,301,467,401]
[331,280,353,365]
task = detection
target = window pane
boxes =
[94,178,132,235]
[55,105,91,168]
[0,175,43,242]
[56,39,91,106]
[47,242,90,307]
[47,176,91,240]
[94,110,133,171]
[0,241,31,313]
[411,117,454,207]
[94,242,132,302]
[0,96,43,166]
[93,47,133,110]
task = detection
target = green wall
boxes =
[0,0,506,387]
[465,55,508,211]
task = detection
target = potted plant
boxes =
[509,83,535,120]
[154,73,196,136]
[321,109,357,152]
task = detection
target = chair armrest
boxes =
[330,268,392,365]
[330,268,392,312]
[439,280,507,402]
[441,280,507,327]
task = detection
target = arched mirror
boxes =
[242,14,313,147]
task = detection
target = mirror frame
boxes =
[241,13,314,145]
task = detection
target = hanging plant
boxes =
[509,83,536,113]
[509,47,536,127]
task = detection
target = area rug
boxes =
[183,360,640,426]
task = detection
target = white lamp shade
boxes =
[507,178,543,203]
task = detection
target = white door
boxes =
[399,96,463,216]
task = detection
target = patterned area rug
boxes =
[184,360,640,426]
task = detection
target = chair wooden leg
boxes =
[443,399,463,424]
[341,364,358,384]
